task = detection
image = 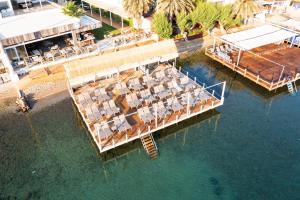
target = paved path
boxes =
[86,12,127,29]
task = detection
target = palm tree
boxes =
[62,1,85,18]
[157,0,195,20]
[232,0,262,24]
[122,0,154,19]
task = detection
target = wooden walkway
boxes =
[205,43,300,91]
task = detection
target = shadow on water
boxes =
[99,109,220,165]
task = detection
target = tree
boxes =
[122,0,154,19]
[152,13,173,38]
[232,0,262,24]
[176,12,191,34]
[62,1,85,18]
[157,0,195,20]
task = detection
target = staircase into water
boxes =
[141,134,158,160]
[287,80,297,95]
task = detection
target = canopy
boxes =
[83,0,129,18]
[279,19,300,31]
[220,25,298,50]
[0,8,101,46]
[65,40,179,87]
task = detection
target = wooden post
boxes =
[89,4,92,16]
[110,12,112,26]
[99,8,102,21]
[121,17,124,30]
[236,49,242,69]
[256,75,260,83]
[155,106,158,128]
[244,68,247,76]
[221,81,226,102]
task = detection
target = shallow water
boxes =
[1,53,300,200]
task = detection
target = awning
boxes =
[65,40,179,87]
[279,19,300,31]
[82,0,129,18]
[0,8,101,47]
[220,25,298,50]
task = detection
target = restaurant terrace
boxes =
[65,40,226,159]
[0,8,101,75]
[206,24,300,92]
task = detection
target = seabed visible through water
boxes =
[0,52,300,200]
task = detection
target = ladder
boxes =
[287,80,297,96]
[141,133,158,160]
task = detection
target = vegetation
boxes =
[122,0,154,19]
[157,0,195,20]
[152,13,173,39]
[62,1,85,18]
[232,0,261,23]
[91,23,117,40]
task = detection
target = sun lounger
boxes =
[91,103,102,120]
[152,102,169,118]
[126,93,141,108]
[138,107,154,123]
[103,101,114,116]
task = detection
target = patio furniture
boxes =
[167,97,183,112]
[181,92,196,106]
[153,70,165,81]
[85,107,96,123]
[142,75,157,88]
[167,79,183,94]
[91,103,102,120]
[94,123,113,140]
[126,93,142,108]
[152,101,170,118]
[44,52,54,61]
[114,82,130,95]
[140,89,155,104]
[94,87,110,102]
[128,78,143,91]
[138,107,154,123]
[165,67,181,78]
[32,49,41,56]
[109,100,120,114]
[153,85,169,100]
[112,115,131,133]
[179,76,195,91]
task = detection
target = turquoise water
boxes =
[1,53,300,199]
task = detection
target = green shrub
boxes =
[152,13,173,39]
[176,12,190,34]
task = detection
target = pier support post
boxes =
[236,49,242,69]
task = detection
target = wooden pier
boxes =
[206,25,300,92]
[64,40,226,158]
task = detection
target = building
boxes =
[0,1,101,85]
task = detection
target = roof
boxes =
[0,8,79,40]
[0,8,101,46]
[83,0,128,18]
[65,40,179,87]
[279,19,300,31]
[220,25,298,50]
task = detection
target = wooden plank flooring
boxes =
[206,43,300,90]
[71,65,222,152]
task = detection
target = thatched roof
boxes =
[65,40,179,87]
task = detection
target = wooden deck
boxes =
[205,43,300,91]
[70,65,224,152]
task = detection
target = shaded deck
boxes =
[205,43,300,91]
[70,65,224,152]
